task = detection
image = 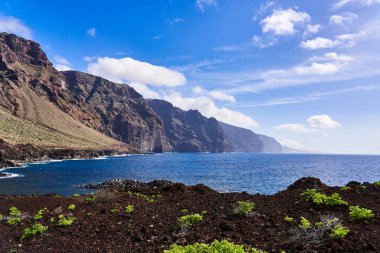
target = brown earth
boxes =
[0,177,379,252]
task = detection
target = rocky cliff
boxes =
[148,99,233,152]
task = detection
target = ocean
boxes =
[1,153,379,195]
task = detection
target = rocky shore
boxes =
[0,177,379,252]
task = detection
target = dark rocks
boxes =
[81,179,176,191]
[287,177,328,191]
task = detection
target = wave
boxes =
[0,172,23,179]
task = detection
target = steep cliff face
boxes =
[148,99,233,152]
[219,121,283,153]
[0,32,171,152]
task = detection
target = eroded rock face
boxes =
[148,99,233,152]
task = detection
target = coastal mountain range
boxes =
[0,32,284,159]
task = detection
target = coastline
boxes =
[0,177,379,252]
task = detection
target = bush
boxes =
[349,206,374,221]
[21,223,48,240]
[284,215,294,222]
[330,225,350,239]
[340,186,351,191]
[233,201,255,217]
[72,194,80,197]
[178,214,203,230]
[7,217,21,225]
[84,196,94,203]
[57,214,76,227]
[9,207,21,217]
[374,181,380,187]
[34,207,48,221]
[301,189,347,206]
[110,208,119,213]
[125,205,135,214]
[68,204,76,211]
[299,216,312,230]
[163,239,263,253]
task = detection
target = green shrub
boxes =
[330,225,350,239]
[301,189,347,206]
[340,186,351,191]
[50,217,55,223]
[315,221,323,228]
[72,194,80,197]
[163,239,263,253]
[127,191,160,202]
[349,206,374,221]
[9,207,21,217]
[7,217,21,225]
[374,181,380,187]
[21,223,48,240]
[0,214,3,220]
[110,208,119,213]
[125,205,135,214]
[233,201,255,217]
[284,215,294,222]
[180,209,188,213]
[57,214,76,227]
[299,216,312,230]
[68,204,76,211]
[84,196,94,203]
[34,208,48,221]
[178,214,203,230]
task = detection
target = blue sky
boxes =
[1,0,380,154]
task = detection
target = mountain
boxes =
[218,122,283,153]
[0,32,169,152]
[148,99,233,152]
[0,32,285,154]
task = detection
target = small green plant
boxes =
[84,196,94,203]
[180,209,189,213]
[127,191,160,202]
[57,214,76,227]
[21,223,48,240]
[68,204,76,211]
[201,210,208,215]
[164,239,259,253]
[125,205,135,214]
[299,216,312,230]
[7,217,21,225]
[178,213,203,230]
[52,194,62,198]
[50,217,55,223]
[374,181,380,187]
[233,201,255,217]
[331,225,350,239]
[349,206,374,221]
[301,189,347,206]
[34,208,48,221]
[110,208,119,213]
[315,221,323,228]
[72,194,80,197]
[9,207,21,217]
[0,214,3,220]
[284,215,294,222]
[340,186,351,191]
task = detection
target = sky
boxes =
[1,0,380,154]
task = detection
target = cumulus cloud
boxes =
[196,0,217,12]
[307,115,341,129]
[192,86,205,94]
[0,15,32,39]
[304,24,321,35]
[55,64,72,71]
[87,27,96,37]
[129,82,161,99]
[300,32,364,49]
[276,124,318,133]
[295,62,339,75]
[162,91,258,128]
[279,139,304,148]
[261,9,311,36]
[87,57,186,87]
[54,55,71,71]
[209,91,236,102]
[330,12,358,25]
[311,52,353,62]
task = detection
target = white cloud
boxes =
[192,86,205,94]
[252,35,276,48]
[87,57,186,87]
[253,1,275,21]
[300,37,340,49]
[304,24,321,35]
[261,9,311,36]
[83,56,97,62]
[0,15,32,39]
[54,55,70,65]
[311,52,353,62]
[209,90,236,102]
[129,82,161,99]
[276,124,318,133]
[87,27,96,37]
[196,0,217,12]
[307,115,341,129]
[162,91,258,128]
[295,62,339,75]
[279,139,304,148]
[333,0,380,9]
[55,64,72,71]
[330,13,358,25]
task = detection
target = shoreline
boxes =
[0,177,379,252]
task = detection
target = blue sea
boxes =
[1,153,380,196]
